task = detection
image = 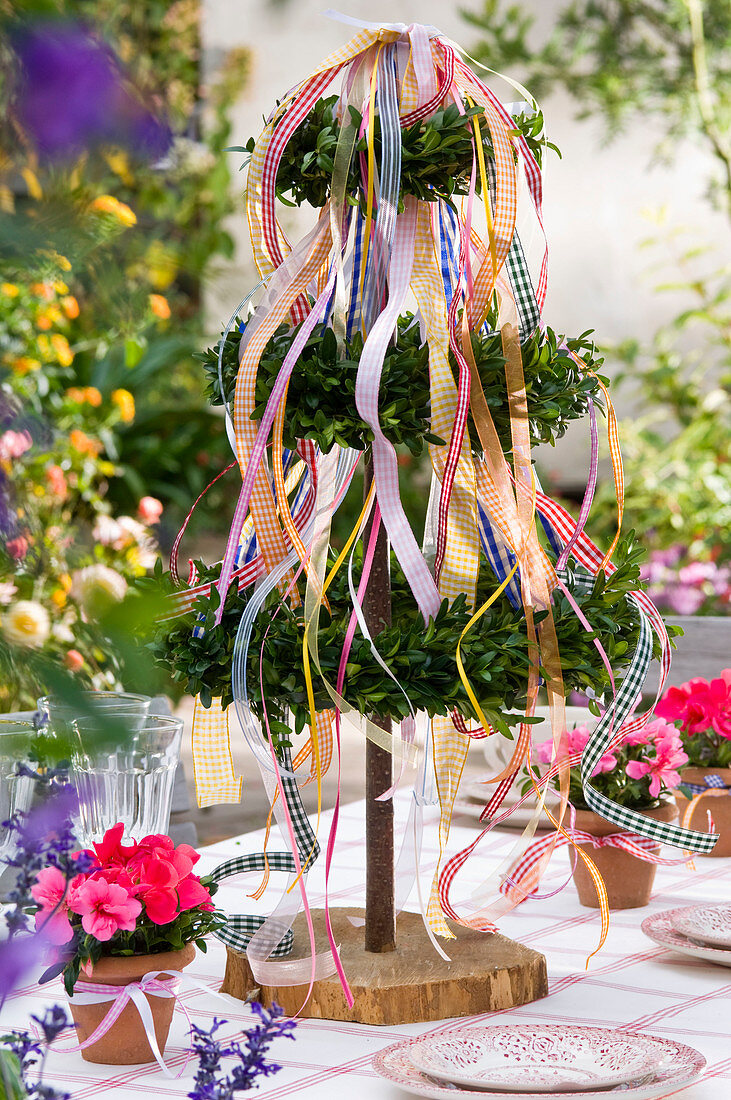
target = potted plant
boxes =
[532,717,688,908]
[655,669,731,856]
[32,823,224,1065]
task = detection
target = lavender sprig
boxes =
[1,1005,72,1100]
[188,1002,296,1099]
[2,776,94,941]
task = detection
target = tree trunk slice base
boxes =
[220,907,548,1024]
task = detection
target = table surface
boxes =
[3,793,731,1099]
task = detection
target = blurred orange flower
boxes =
[50,333,74,366]
[89,194,137,227]
[61,295,80,319]
[69,429,102,457]
[37,305,63,331]
[10,357,41,375]
[111,388,135,422]
[46,464,68,500]
[149,293,171,320]
[30,282,54,300]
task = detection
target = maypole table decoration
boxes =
[149,15,717,1024]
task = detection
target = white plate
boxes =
[407,1026,661,1093]
[642,907,731,966]
[670,904,731,948]
[374,1029,705,1100]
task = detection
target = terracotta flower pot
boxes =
[571,798,678,910]
[68,941,196,1065]
[675,766,731,857]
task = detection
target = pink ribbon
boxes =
[64,969,229,1077]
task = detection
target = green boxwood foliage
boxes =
[239,96,558,212]
[200,314,604,457]
[146,535,671,756]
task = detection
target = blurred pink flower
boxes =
[626,734,689,797]
[6,536,29,560]
[137,496,163,524]
[0,430,32,461]
[0,582,17,605]
[64,648,84,671]
[664,587,707,615]
[31,866,77,945]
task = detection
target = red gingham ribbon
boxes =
[454,56,548,308]
[500,827,692,905]
[400,40,456,126]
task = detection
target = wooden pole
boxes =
[361,452,395,953]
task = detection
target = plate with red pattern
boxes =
[406,1025,661,1092]
[642,907,731,966]
[373,1026,705,1100]
[669,903,731,948]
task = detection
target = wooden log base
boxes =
[220,907,548,1024]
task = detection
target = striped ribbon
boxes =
[500,826,693,907]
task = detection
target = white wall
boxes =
[202,0,730,488]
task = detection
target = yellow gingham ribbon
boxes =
[191,696,242,808]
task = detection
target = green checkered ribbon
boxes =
[486,160,541,336]
[209,745,320,955]
[562,568,717,853]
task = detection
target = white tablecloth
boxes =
[3,794,731,1098]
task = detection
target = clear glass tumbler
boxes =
[70,714,184,846]
[37,691,152,734]
[0,720,36,860]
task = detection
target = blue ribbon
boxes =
[680,774,731,797]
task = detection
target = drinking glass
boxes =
[0,720,36,861]
[37,691,152,736]
[70,714,184,846]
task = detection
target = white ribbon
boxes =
[67,968,230,1077]
[321,9,441,39]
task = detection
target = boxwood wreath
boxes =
[200,313,605,457]
[236,97,559,212]
[146,534,673,758]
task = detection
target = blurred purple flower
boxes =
[13,22,171,161]
[664,586,707,616]
[0,934,42,1004]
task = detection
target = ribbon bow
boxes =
[65,969,230,1077]
[500,827,692,905]
[321,10,441,38]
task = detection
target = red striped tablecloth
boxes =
[3,794,729,1098]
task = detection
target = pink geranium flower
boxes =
[127,834,198,880]
[656,671,731,740]
[626,734,689,798]
[134,857,182,925]
[177,874,214,912]
[705,671,731,739]
[87,822,137,870]
[536,723,616,775]
[70,877,142,940]
[622,717,679,746]
[31,866,76,945]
